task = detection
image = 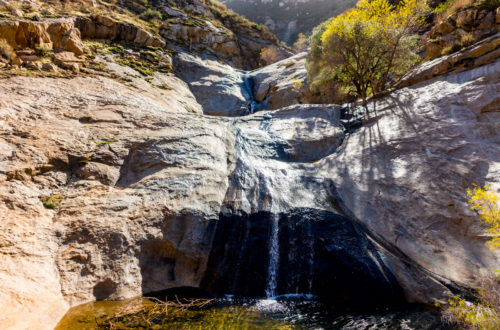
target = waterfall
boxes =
[242,75,264,115]
[265,214,280,298]
[307,221,314,294]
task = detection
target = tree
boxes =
[307,0,429,102]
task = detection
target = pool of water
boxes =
[56,295,450,329]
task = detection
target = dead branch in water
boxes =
[96,296,215,329]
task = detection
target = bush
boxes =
[293,33,309,52]
[442,185,500,329]
[143,9,162,21]
[0,38,15,62]
[442,273,500,329]
[34,44,53,57]
[259,47,280,66]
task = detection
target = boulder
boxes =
[75,15,166,48]
[456,8,478,30]
[0,19,84,56]
[429,21,455,39]
[41,62,58,72]
[53,51,84,70]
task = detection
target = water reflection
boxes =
[56,296,449,329]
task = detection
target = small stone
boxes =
[11,57,22,66]
[41,8,54,16]
[41,62,57,72]
[430,21,455,39]
[19,55,38,62]
[25,61,41,71]
[477,11,495,32]
[10,9,23,17]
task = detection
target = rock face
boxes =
[0,44,500,330]
[175,52,335,117]
[75,15,165,48]
[0,18,84,55]
[423,6,499,60]
[173,52,251,116]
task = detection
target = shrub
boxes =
[442,185,500,329]
[0,38,15,62]
[143,9,162,21]
[42,193,63,209]
[34,44,53,57]
[259,47,280,66]
[467,185,500,250]
[293,33,309,52]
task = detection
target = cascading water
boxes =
[242,75,266,115]
[265,213,280,298]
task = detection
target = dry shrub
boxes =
[460,32,475,47]
[260,47,280,66]
[442,273,500,329]
[0,39,15,62]
[435,0,476,23]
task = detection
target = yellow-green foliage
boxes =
[467,185,500,250]
[292,79,302,92]
[445,294,500,329]
[308,0,429,100]
[42,193,63,209]
[442,186,500,329]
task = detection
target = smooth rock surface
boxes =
[0,43,499,330]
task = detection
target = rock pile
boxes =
[424,6,500,59]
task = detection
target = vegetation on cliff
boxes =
[442,185,500,329]
[306,0,429,102]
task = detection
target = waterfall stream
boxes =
[265,214,280,298]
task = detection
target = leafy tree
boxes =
[307,0,429,102]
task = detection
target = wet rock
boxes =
[174,52,250,116]
[203,209,406,309]
[319,60,500,303]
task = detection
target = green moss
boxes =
[143,8,162,21]
[42,193,63,209]
[115,56,155,76]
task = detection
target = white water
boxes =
[265,214,280,298]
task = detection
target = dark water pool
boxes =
[56,295,449,329]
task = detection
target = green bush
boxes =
[143,9,162,21]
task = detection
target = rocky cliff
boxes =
[1,1,500,329]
